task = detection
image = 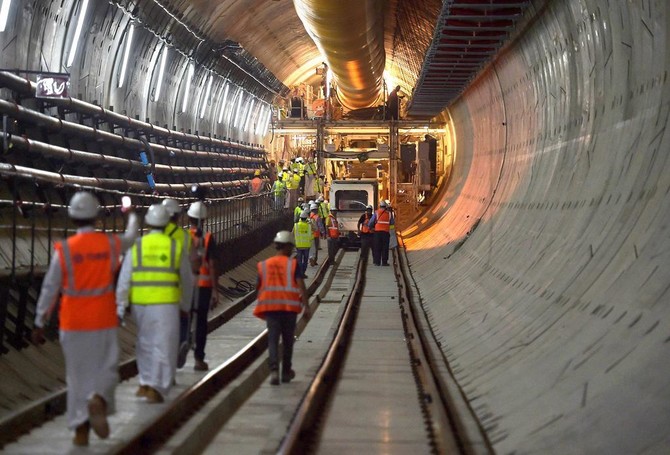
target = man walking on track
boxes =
[116,204,194,404]
[32,191,139,446]
[368,200,395,266]
[254,231,310,385]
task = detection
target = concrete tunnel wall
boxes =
[403,0,670,453]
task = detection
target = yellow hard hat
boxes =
[254,170,261,176]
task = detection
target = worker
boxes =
[368,200,394,266]
[295,157,306,195]
[293,209,312,277]
[185,201,219,371]
[294,196,305,223]
[272,172,286,210]
[308,202,325,266]
[304,155,317,200]
[326,208,340,262]
[317,196,329,220]
[116,204,193,403]
[285,169,301,209]
[249,169,264,216]
[253,231,310,385]
[386,85,402,120]
[162,198,198,368]
[31,191,139,446]
[314,173,325,198]
[358,204,374,260]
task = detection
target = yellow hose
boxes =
[293,0,385,109]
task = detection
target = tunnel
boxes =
[0,0,669,452]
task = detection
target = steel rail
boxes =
[113,257,333,455]
[277,251,367,454]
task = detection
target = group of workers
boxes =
[32,192,217,446]
[271,155,326,210]
[292,195,340,277]
[357,199,396,266]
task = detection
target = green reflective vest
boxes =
[165,221,191,255]
[293,221,312,249]
[130,232,181,305]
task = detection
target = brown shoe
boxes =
[194,359,209,371]
[145,387,164,404]
[87,394,110,439]
[135,385,149,397]
[73,421,90,446]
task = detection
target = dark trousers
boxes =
[327,237,339,261]
[266,311,297,373]
[179,286,211,361]
[372,231,390,265]
[360,234,373,261]
[296,248,310,276]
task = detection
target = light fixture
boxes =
[261,107,273,136]
[254,106,266,135]
[225,87,240,125]
[233,91,245,128]
[182,63,194,113]
[66,0,90,67]
[118,24,134,88]
[0,0,12,33]
[200,74,213,118]
[154,46,168,101]
[217,83,230,123]
[244,99,256,132]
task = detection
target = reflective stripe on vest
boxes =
[190,229,213,288]
[57,232,120,330]
[374,209,391,232]
[294,221,312,248]
[165,222,192,256]
[327,215,340,239]
[130,233,181,305]
[306,163,317,175]
[254,256,301,318]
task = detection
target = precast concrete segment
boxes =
[404,0,670,453]
[317,263,429,453]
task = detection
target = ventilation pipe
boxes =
[293,0,385,110]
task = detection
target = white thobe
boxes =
[33,213,140,429]
[116,230,194,398]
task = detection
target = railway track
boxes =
[5,245,491,454]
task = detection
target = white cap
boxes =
[380,200,387,207]
[145,204,170,227]
[187,201,207,219]
[309,203,318,210]
[162,198,181,216]
[300,209,310,219]
[274,230,294,245]
[68,192,100,220]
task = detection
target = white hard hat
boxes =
[308,200,314,205]
[162,198,181,216]
[317,196,324,202]
[309,203,318,210]
[145,204,170,227]
[273,230,294,245]
[385,199,391,207]
[300,209,310,219]
[298,197,304,202]
[296,157,303,163]
[68,192,100,220]
[380,200,387,207]
[187,201,207,219]
[366,204,373,210]
[302,203,308,209]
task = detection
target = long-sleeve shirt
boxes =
[34,213,140,328]
[368,209,395,229]
[115,229,194,312]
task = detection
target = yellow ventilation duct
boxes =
[293,0,385,110]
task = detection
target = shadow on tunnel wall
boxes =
[403,0,670,452]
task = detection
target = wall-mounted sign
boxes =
[36,75,70,99]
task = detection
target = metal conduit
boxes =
[7,135,262,177]
[0,100,260,165]
[0,72,264,154]
[293,0,385,109]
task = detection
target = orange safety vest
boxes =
[374,209,391,232]
[253,256,302,319]
[327,215,340,239]
[250,177,263,194]
[190,228,213,288]
[360,213,372,234]
[55,232,121,330]
[309,213,321,238]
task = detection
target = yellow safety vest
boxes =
[293,220,312,248]
[130,233,181,305]
[165,221,191,255]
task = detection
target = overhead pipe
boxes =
[293,0,385,110]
